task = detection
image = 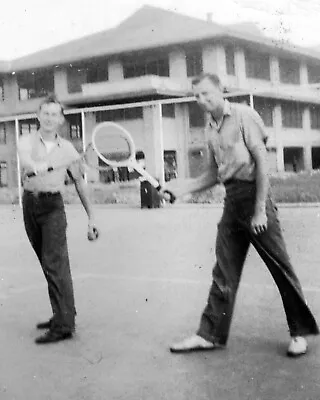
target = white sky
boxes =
[1,0,320,60]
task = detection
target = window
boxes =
[67,65,87,93]
[20,119,39,135]
[281,102,303,128]
[164,150,177,181]
[162,103,175,118]
[225,45,235,76]
[123,55,169,78]
[67,60,109,93]
[186,48,203,77]
[0,123,6,144]
[283,147,304,172]
[279,58,300,85]
[308,64,320,84]
[245,50,270,80]
[310,105,320,130]
[188,102,205,128]
[0,162,7,187]
[87,59,108,84]
[17,69,54,100]
[96,107,143,123]
[65,114,82,139]
[254,98,274,127]
[312,147,320,169]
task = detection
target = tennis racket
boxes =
[91,122,175,203]
[25,142,112,178]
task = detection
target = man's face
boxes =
[192,77,225,115]
[38,102,64,133]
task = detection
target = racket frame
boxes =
[92,122,160,189]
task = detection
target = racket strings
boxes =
[83,143,111,171]
[94,128,132,164]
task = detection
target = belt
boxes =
[24,190,61,198]
[223,178,255,186]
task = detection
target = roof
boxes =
[225,87,320,105]
[1,5,320,73]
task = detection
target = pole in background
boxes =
[14,119,22,207]
[81,111,87,184]
[249,94,254,109]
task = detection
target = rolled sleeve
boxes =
[65,143,85,182]
[17,134,36,171]
[241,108,268,152]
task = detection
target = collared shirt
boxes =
[18,131,83,193]
[205,100,268,183]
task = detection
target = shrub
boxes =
[3,171,320,205]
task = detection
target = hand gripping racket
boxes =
[91,122,175,203]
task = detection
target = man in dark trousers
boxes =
[18,95,98,344]
[163,73,319,357]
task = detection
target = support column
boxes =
[169,50,187,83]
[300,62,308,86]
[274,104,284,172]
[84,112,99,182]
[303,106,311,131]
[270,55,280,86]
[175,103,189,179]
[143,104,165,186]
[202,44,226,79]
[304,145,312,171]
[3,74,19,108]
[14,119,22,206]
[235,47,246,87]
[54,67,68,98]
[108,60,124,82]
[81,111,87,183]
[276,145,285,173]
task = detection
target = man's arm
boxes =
[73,176,98,240]
[17,135,48,173]
[66,144,98,240]
[242,108,269,234]
[73,177,95,220]
[164,146,218,199]
[249,144,269,234]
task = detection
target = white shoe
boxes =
[170,334,216,353]
[287,336,308,357]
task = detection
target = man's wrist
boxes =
[255,200,266,213]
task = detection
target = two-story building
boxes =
[0,5,320,192]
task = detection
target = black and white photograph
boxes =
[0,0,320,399]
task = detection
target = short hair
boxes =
[191,73,223,90]
[38,93,64,115]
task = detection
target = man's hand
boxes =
[251,211,267,235]
[161,189,176,204]
[87,219,99,241]
[25,161,49,177]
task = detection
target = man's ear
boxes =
[59,113,65,126]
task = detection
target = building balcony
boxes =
[80,75,190,102]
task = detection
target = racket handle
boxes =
[26,166,54,178]
[156,186,176,204]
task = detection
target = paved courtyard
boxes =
[0,204,320,400]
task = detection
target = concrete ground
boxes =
[0,204,320,400]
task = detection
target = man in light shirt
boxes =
[18,94,98,344]
[164,73,319,357]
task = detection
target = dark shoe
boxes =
[36,319,52,330]
[35,330,73,344]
